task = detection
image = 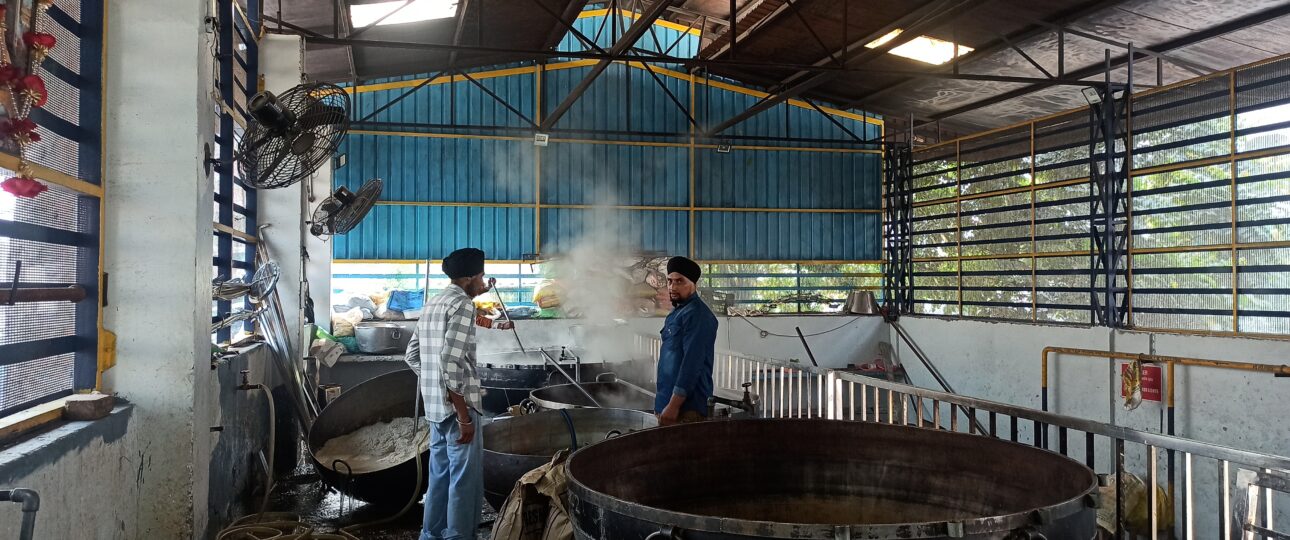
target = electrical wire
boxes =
[735,314,862,338]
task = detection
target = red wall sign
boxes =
[1121,363,1164,402]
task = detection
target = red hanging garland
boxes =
[0,0,57,198]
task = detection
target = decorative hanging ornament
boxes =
[0,0,59,198]
[2,174,47,197]
[22,32,54,63]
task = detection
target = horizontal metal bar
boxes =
[0,336,83,367]
[0,219,96,247]
[304,35,1109,88]
[720,344,1290,470]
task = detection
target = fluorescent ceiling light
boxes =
[865,29,973,65]
[350,0,458,28]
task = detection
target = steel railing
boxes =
[630,333,1290,539]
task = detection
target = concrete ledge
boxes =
[0,404,134,486]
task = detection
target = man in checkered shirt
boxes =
[408,247,513,540]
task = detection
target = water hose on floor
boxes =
[335,382,426,538]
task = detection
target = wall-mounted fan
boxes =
[236,82,349,189]
[309,178,382,238]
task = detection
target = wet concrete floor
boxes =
[268,471,497,539]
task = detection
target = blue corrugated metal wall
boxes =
[334,205,536,261]
[697,149,880,209]
[337,134,535,203]
[540,208,688,255]
[541,143,688,206]
[695,212,882,260]
[334,8,883,262]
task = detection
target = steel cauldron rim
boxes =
[483,407,659,460]
[527,381,650,411]
[565,419,1100,539]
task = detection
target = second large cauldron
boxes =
[528,380,656,412]
[483,408,657,510]
[307,369,426,505]
[567,419,1099,539]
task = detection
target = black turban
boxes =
[442,248,485,279]
[666,256,701,284]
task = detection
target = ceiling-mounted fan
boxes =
[232,82,350,189]
[309,178,383,238]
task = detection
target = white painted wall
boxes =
[890,317,1290,536]
[0,346,275,540]
[257,34,309,353]
[100,0,212,536]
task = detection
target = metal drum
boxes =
[478,349,609,415]
[567,419,1099,539]
[529,381,656,412]
[482,408,657,510]
[307,369,427,505]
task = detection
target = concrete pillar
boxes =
[257,34,308,352]
[101,0,213,536]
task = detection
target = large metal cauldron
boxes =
[567,419,1099,539]
[529,381,656,412]
[483,408,657,510]
[308,369,427,505]
[478,349,611,414]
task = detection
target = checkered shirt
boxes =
[411,284,481,423]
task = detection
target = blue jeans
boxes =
[420,409,483,540]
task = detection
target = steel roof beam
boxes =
[928,1,1290,122]
[702,0,991,136]
[705,0,786,60]
[844,0,1132,108]
[538,0,673,131]
[540,0,595,51]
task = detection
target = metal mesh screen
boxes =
[0,0,100,417]
[23,0,91,181]
[960,128,1030,195]
[1238,247,1290,334]
[1235,57,1290,153]
[1131,76,1231,171]
[1131,251,1234,331]
[0,301,75,345]
[1131,164,1232,250]
[0,238,79,283]
[0,354,74,416]
[903,56,1290,335]
[908,117,1095,323]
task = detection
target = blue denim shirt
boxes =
[655,295,718,415]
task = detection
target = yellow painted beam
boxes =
[0,399,65,443]
[373,200,881,214]
[213,222,259,244]
[577,8,703,36]
[351,129,882,153]
[345,58,884,128]
[334,258,885,265]
[348,65,541,94]
[0,151,103,198]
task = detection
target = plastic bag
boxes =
[388,289,425,312]
[345,295,377,312]
[332,307,363,337]
[1097,473,1173,535]
[533,281,563,309]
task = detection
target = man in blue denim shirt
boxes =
[655,256,718,425]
